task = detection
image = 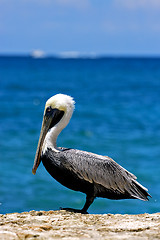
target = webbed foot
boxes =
[60,207,88,214]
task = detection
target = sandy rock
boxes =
[0,210,160,239]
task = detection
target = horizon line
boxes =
[0,53,160,59]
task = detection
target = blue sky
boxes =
[1,0,160,55]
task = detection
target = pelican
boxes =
[32,94,151,213]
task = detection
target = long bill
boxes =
[32,114,53,175]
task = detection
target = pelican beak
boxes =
[32,107,64,175]
[32,107,55,175]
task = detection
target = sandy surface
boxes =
[0,210,160,239]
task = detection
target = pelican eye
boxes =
[45,106,54,117]
[46,106,52,112]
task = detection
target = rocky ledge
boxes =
[0,210,159,239]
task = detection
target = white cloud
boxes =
[0,0,90,10]
[55,0,90,9]
[20,0,90,10]
[114,0,160,10]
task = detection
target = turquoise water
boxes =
[0,56,159,214]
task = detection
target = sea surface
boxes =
[0,56,160,214]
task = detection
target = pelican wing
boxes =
[61,148,149,199]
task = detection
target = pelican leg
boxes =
[81,194,95,213]
[60,195,95,214]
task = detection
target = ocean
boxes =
[0,56,159,214]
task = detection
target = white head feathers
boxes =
[45,94,75,113]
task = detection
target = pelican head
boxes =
[32,94,75,175]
